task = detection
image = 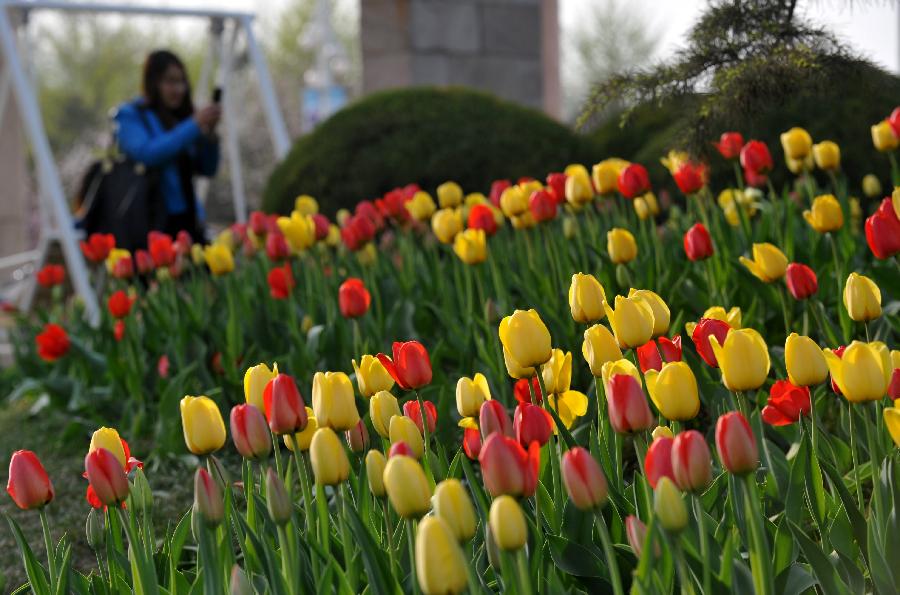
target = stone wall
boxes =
[361,0,560,118]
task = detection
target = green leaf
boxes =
[774,564,817,595]
[787,519,851,595]
[546,534,605,578]
[820,460,867,560]
[344,505,400,595]
[4,513,51,595]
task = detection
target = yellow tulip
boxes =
[803,194,843,233]
[352,355,394,397]
[180,396,226,455]
[203,244,234,276]
[366,450,387,498]
[843,272,881,322]
[312,371,360,432]
[490,495,527,550]
[785,333,828,387]
[884,404,900,448]
[357,242,377,265]
[502,346,536,379]
[786,154,814,175]
[660,150,689,175]
[383,455,431,518]
[547,390,589,428]
[563,216,578,239]
[607,228,637,264]
[437,181,463,208]
[654,477,688,532]
[634,197,650,220]
[708,328,771,392]
[294,194,319,216]
[542,349,573,394]
[277,211,317,252]
[872,120,899,152]
[431,208,463,244]
[569,273,607,323]
[862,174,883,198]
[336,208,351,226]
[603,294,655,349]
[284,408,317,451]
[105,248,132,274]
[824,341,891,403]
[433,479,477,542]
[499,185,529,217]
[643,191,660,215]
[453,229,487,265]
[244,363,277,411]
[214,228,235,250]
[325,224,341,247]
[309,427,350,486]
[415,516,469,595]
[89,427,127,468]
[407,191,437,221]
[739,243,788,282]
[498,309,552,368]
[893,186,900,219]
[644,361,700,421]
[456,374,491,418]
[701,306,742,329]
[628,289,670,337]
[600,358,641,391]
[564,163,589,177]
[592,158,629,194]
[464,192,487,207]
[812,141,840,171]
[369,391,401,438]
[565,167,594,206]
[389,415,424,459]
[780,127,812,160]
[510,212,536,230]
[582,324,623,376]
[652,425,674,440]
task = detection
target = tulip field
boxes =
[5,114,900,594]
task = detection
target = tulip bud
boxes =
[606,374,655,434]
[541,348,573,395]
[369,391,401,438]
[489,495,527,551]
[740,243,788,283]
[803,194,843,233]
[403,400,438,435]
[339,278,372,318]
[812,140,840,171]
[194,468,223,527]
[128,467,153,514]
[671,431,712,492]
[652,425,673,440]
[85,448,130,506]
[565,167,594,206]
[824,341,892,403]
[871,119,899,152]
[604,294,655,349]
[415,516,469,595]
[582,324,623,376]
[865,197,900,259]
[345,419,369,453]
[715,412,758,475]
[683,223,713,261]
[312,371,359,432]
[310,428,350,486]
[366,450,387,498]
[243,363,277,411]
[479,400,513,439]
[383,455,432,518]
[561,447,608,510]
[617,163,651,199]
[593,158,628,194]
[433,479,477,542]
[780,127,812,160]
[89,427,128,468]
[180,396,227,455]
[785,263,818,300]
[625,515,659,559]
[644,436,675,489]
[784,333,827,386]
[708,328,771,392]
[653,477,688,533]
[498,309,552,369]
[6,450,54,510]
[453,229,488,265]
[513,403,553,449]
[230,404,272,460]
[862,174,882,198]
[377,341,433,390]
[283,408,317,452]
[432,208,464,244]
[389,441,414,458]
[352,355,395,397]
[479,433,539,499]
[569,273,607,323]
[844,272,882,322]
[85,507,105,550]
[456,374,491,418]
[463,428,482,460]
[607,228,637,264]
[265,468,292,525]
[644,361,700,422]
[885,404,900,448]
[230,565,253,595]
[389,415,425,459]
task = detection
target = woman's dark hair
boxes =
[141,50,194,125]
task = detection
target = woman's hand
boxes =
[194,104,222,134]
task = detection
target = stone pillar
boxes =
[361,0,560,118]
[0,61,31,259]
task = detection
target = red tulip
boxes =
[80,233,115,262]
[342,214,377,251]
[714,132,744,160]
[265,231,290,261]
[463,428,482,460]
[389,441,414,458]
[345,419,369,453]
[546,173,568,204]
[338,278,371,318]
[888,368,900,401]
[636,336,682,373]
[785,263,818,300]
[606,374,655,434]
[672,162,707,195]
[671,430,712,492]
[479,400,513,439]
[262,374,308,434]
[691,318,731,367]
[134,250,154,275]
[7,450,54,510]
[194,468,224,526]
[761,380,811,426]
[513,377,543,405]
[865,197,900,259]
[625,515,659,558]
[489,180,511,207]
[529,190,557,222]
[829,345,846,395]
[107,290,134,319]
[148,232,176,268]
[889,106,900,137]
[743,167,768,188]
[249,211,269,236]
[84,448,130,506]
[267,263,295,300]
[478,433,539,498]
[375,189,411,224]
[513,402,553,448]
[617,163,651,199]
[683,223,713,261]
[109,254,133,280]
[36,264,65,288]
[740,140,773,174]
[36,323,70,362]
[561,447,608,510]
[356,200,385,231]
[113,320,125,342]
[230,404,272,460]
[376,340,432,390]
[312,214,330,241]
[403,400,438,434]
[644,436,675,489]
[715,412,758,475]
[158,355,171,378]
[468,204,498,236]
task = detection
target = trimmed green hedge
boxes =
[263,87,601,216]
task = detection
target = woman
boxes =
[115,49,221,244]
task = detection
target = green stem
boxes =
[316,483,331,563]
[741,474,774,595]
[39,508,56,588]
[382,498,396,574]
[293,449,314,539]
[515,550,534,595]
[594,511,624,595]
[673,540,696,595]
[337,485,357,592]
[405,518,422,595]
[692,495,712,595]
[848,404,864,510]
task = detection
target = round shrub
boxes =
[263,87,601,216]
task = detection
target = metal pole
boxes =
[241,15,291,159]
[220,18,247,223]
[0,4,100,325]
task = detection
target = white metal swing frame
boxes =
[0,0,291,325]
